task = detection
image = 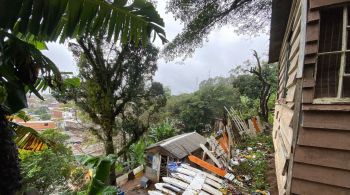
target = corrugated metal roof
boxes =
[146,132,207,159]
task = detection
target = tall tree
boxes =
[234,51,277,122]
[163,0,271,60]
[53,32,164,185]
[0,1,166,193]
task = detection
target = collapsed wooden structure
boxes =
[270,0,350,194]
[145,132,207,182]
[145,112,264,194]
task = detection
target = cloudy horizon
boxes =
[42,1,269,95]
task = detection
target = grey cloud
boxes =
[41,2,269,95]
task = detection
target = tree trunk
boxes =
[0,109,21,195]
[104,132,116,186]
[259,84,271,123]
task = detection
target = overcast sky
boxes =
[42,1,269,95]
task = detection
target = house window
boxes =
[315,6,350,98]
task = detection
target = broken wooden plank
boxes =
[181,164,224,184]
[200,144,223,168]
[155,183,177,195]
[188,155,226,177]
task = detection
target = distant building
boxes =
[51,110,63,120]
[18,121,56,132]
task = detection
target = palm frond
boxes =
[10,122,48,151]
[0,31,61,113]
[1,0,167,45]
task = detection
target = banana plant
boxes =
[1,0,167,44]
[76,154,119,195]
[0,1,166,193]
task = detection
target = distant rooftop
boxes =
[18,121,56,131]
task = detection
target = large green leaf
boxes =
[2,0,167,45]
[0,31,61,113]
[10,122,49,151]
[77,154,117,195]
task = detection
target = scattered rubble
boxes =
[142,112,273,195]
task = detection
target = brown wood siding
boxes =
[273,0,302,193]
[290,1,350,193]
[291,179,350,195]
[274,0,350,193]
[310,0,350,9]
[302,111,350,130]
[294,145,350,170]
[297,127,350,150]
[293,163,350,188]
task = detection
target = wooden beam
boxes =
[286,78,303,193]
[200,144,223,168]
[188,155,226,177]
[297,0,307,78]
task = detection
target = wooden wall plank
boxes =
[302,79,315,88]
[302,88,314,103]
[274,134,288,193]
[306,22,319,42]
[310,0,350,9]
[305,41,318,54]
[304,55,317,65]
[293,163,350,188]
[286,85,296,102]
[308,10,320,22]
[290,34,300,59]
[288,51,299,74]
[292,179,350,195]
[286,68,297,88]
[294,145,350,170]
[279,107,294,137]
[303,104,350,111]
[303,111,350,130]
[302,64,315,80]
[298,127,350,150]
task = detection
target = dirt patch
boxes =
[120,174,154,195]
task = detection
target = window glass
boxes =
[315,7,343,98]
[318,8,343,53]
[343,77,350,97]
[316,54,341,97]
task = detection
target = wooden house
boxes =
[144,132,207,182]
[269,0,350,194]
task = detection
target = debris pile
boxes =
[145,110,272,195]
[149,163,237,195]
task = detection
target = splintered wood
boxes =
[207,137,229,169]
[225,107,257,138]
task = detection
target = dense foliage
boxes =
[52,32,166,184]
[0,1,166,193]
[19,129,87,194]
[159,59,277,133]
[129,120,178,167]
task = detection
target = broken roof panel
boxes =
[146,132,207,159]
